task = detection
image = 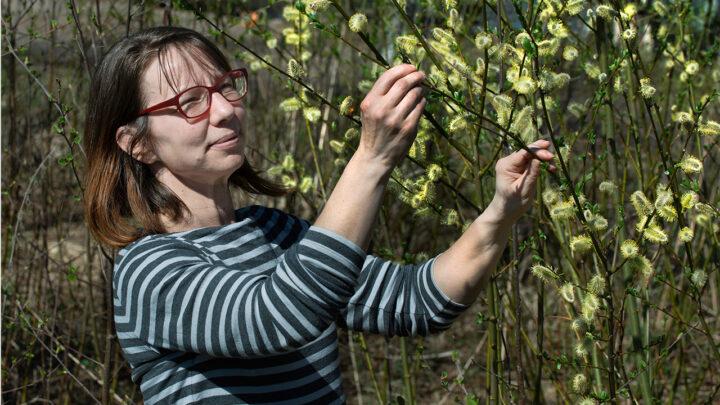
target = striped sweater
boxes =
[113,204,470,404]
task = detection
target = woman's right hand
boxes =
[356,64,427,171]
[314,64,426,251]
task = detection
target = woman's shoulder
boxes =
[242,204,311,249]
[114,205,309,261]
[113,232,192,272]
[240,204,310,229]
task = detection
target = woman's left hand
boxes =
[486,139,557,224]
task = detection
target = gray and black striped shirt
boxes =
[113,204,470,404]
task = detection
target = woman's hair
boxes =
[83,26,287,249]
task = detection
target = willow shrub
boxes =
[3,0,719,403]
[173,0,720,404]
[176,0,720,403]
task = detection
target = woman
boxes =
[84,26,555,404]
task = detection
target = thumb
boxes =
[521,159,541,194]
[527,158,541,182]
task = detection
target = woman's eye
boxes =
[181,98,199,105]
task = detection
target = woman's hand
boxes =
[486,139,557,224]
[355,64,427,172]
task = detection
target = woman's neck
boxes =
[154,170,237,234]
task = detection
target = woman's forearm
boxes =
[432,198,515,306]
[313,64,427,253]
[313,150,391,252]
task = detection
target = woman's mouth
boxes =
[210,134,240,150]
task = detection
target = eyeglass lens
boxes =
[179,72,247,117]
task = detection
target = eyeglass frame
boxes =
[137,68,248,119]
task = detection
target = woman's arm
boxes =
[113,224,367,358]
[314,64,426,252]
[335,253,471,337]
[433,140,557,306]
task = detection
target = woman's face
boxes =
[138,48,246,186]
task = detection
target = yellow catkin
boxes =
[475,32,493,50]
[572,373,587,393]
[631,190,653,215]
[691,270,707,288]
[298,176,313,193]
[339,96,354,116]
[426,164,443,182]
[620,239,639,258]
[678,227,694,242]
[592,215,608,231]
[531,264,560,285]
[307,0,331,12]
[642,225,669,244]
[581,294,600,321]
[639,77,656,99]
[575,342,588,358]
[681,192,699,211]
[678,155,703,174]
[303,107,321,122]
[287,59,305,78]
[348,13,368,33]
[542,188,560,206]
[629,256,654,280]
[587,274,606,295]
[658,205,677,222]
[560,283,575,303]
[570,235,593,256]
[563,46,579,61]
[698,120,720,136]
[550,200,575,221]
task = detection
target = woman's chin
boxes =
[225,154,246,174]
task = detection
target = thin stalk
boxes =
[357,333,385,404]
[486,281,500,405]
[304,118,328,201]
[400,337,414,404]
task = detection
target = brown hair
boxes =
[83,26,287,249]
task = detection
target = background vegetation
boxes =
[2,0,719,403]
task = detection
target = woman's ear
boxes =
[116,125,158,164]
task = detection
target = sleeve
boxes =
[334,253,472,337]
[112,225,366,358]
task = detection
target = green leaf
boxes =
[58,153,73,167]
[70,129,82,145]
[66,265,78,282]
[474,312,485,327]
[522,38,536,56]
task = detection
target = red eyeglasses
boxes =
[137,68,248,119]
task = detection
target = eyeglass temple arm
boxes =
[138,97,179,116]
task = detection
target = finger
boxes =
[534,149,555,160]
[525,158,541,183]
[509,144,554,169]
[400,97,427,134]
[528,139,551,148]
[519,159,541,196]
[505,149,534,170]
[524,140,553,157]
[369,64,417,96]
[394,86,424,120]
[384,71,426,106]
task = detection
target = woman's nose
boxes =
[208,92,238,125]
